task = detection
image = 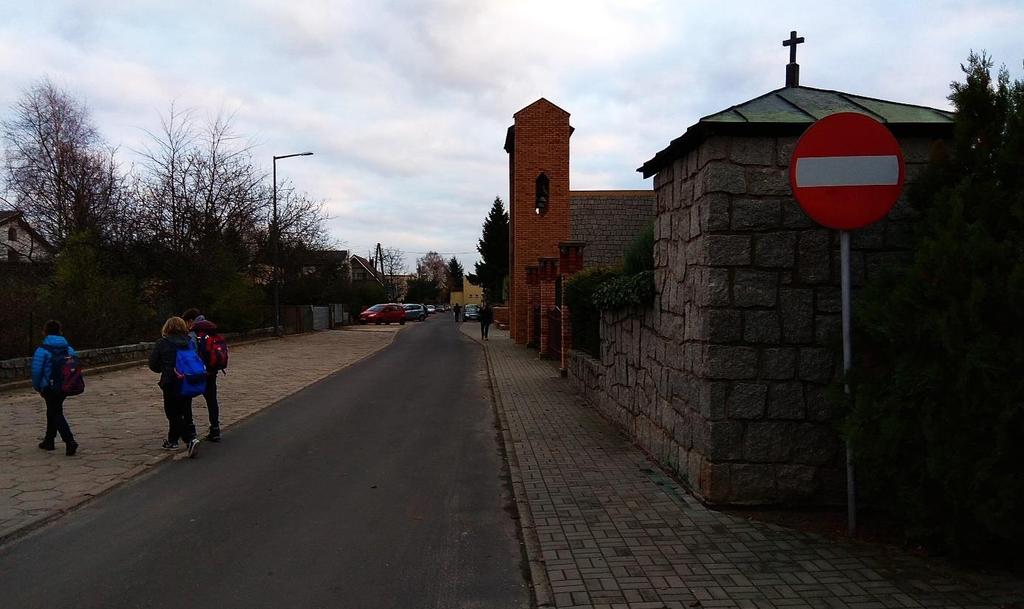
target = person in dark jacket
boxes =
[149,316,200,457]
[191,314,222,442]
[479,303,493,341]
[31,320,78,456]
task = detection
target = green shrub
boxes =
[206,275,266,332]
[564,267,619,357]
[623,222,655,275]
[844,53,1024,558]
[592,271,655,311]
[38,232,156,347]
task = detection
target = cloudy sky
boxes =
[1,1,1021,270]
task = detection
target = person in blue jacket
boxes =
[32,319,78,456]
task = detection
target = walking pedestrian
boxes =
[453,303,462,322]
[191,314,227,442]
[182,307,201,342]
[479,302,493,341]
[149,316,201,458]
[31,320,79,456]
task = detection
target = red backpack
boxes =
[43,345,85,396]
[197,333,229,372]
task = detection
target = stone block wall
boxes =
[570,191,656,268]
[569,133,939,505]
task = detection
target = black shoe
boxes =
[65,441,78,456]
[162,440,179,451]
[206,427,221,442]
[187,438,200,458]
[38,439,55,451]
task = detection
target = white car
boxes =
[426,305,437,314]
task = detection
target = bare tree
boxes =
[372,245,406,300]
[1,79,128,245]
[416,250,448,297]
[136,105,270,260]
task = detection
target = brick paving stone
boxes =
[465,325,1024,609]
[0,327,396,542]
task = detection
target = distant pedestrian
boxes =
[31,320,80,456]
[149,316,201,457]
[453,303,461,322]
[182,307,201,343]
[479,303,493,341]
[191,314,228,442]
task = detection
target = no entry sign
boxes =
[789,112,905,230]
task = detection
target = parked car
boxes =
[426,305,437,314]
[404,304,427,321]
[360,303,406,325]
[463,304,480,321]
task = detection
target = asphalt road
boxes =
[0,317,529,609]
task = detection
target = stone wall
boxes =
[569,133,938,505]
[0,328,276,384]
[570,191,656,268]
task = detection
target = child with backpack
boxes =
[148,316,204,458]
[190,314,227,442]
[31,319,81,456]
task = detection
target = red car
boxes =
[359,303,406,325]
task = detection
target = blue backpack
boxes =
[174,340,207,398]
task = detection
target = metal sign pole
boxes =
[840,230,856,536]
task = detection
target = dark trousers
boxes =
[43,392,74,444]
[202,373,220,429]
[162,388,196,444]
[481,321,491,338]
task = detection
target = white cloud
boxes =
[1,0,1022,269]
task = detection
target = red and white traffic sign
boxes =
[789,112,905,230]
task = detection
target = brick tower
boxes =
[504,99,572,344]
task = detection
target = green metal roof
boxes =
[639,85,954,177]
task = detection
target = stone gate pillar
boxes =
[558,242,585,375]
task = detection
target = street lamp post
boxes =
[272,152,314,336]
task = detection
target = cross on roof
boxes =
[783,30,804,64]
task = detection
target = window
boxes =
[535,173,549,215]
[7,227,15,241]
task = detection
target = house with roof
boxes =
[350,254,384,287]
[0,210,55,263]
[566,35,955,506]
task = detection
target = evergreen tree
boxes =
[474,196,509,301]
[846,52,1024,558]
[446,256,464,292]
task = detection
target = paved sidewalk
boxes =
[0,327,398,542]
[466,325,1024,609]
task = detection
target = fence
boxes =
[3,303,351,386]
[0,327,276,385]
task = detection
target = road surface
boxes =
[0,317,528,609]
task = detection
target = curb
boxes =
[462,325,554,608]
[0,330,399,547]
[0,457,171,546]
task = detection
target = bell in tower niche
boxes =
[535,172,549,215]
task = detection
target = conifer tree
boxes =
[847,52,1024,557]
[474,197,509,301]
[446,256,464,292]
